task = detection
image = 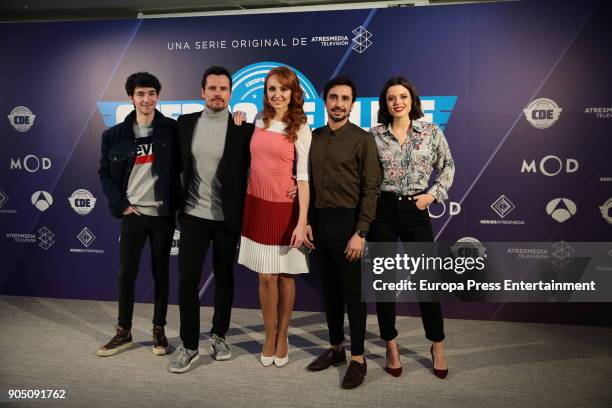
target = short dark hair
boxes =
[377,76,424,125]
[201,66,232,89]
[323,76,357,103]
[125,72,161,96]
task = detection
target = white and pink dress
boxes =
[238,118,312,275]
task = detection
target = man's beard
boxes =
[207,100,227,112]
[329,110,348,122]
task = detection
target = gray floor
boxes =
[0,296,611,408]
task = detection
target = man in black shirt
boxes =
[306,77,381,389]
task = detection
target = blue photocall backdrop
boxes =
[1,0,611,325]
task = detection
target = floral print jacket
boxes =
[369,120,455,202]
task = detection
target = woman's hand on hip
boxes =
[414,193,435,210]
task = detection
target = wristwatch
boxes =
[356,230,367,239]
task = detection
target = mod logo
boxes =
[521,156,578,176]
[428,201,461,219]
[10,155,51,173]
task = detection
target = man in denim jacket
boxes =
[97,72,181,357]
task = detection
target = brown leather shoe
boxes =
[306,347,347,371]
[152,325,169,356]
[341,359,367,389]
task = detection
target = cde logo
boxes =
[451,237,487,260]
[600,198,612,225]
[68,189,97,215]
[521,155,578,176]
[7,106,36,132]
[546,198,576,223]
[523,98,562,129]
[31,191,53,212]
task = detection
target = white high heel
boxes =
[273,338,289,367]
[261,338,274,366]
[260,353,274,367]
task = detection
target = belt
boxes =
[380,190,424,201]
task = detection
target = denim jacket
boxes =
[98,109,181,218]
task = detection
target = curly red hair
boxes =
[261,66,307,143]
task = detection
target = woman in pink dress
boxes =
[238,66,313,367]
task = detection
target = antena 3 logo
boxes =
[523,98,562,129]
[7,106,35,132]
[97,61,457,131]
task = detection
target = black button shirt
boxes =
[309,121,381,233]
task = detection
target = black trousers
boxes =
[118,214,175,329]
[369,192,445,343]
[311,208,367,356]
[178,213,239,350]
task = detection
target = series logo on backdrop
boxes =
[77,227,96,247]
[0,188,8,209]
[491,194,515,219]
[31,191,53,212]
[229,62,318,122]
[0,188,17,214]
[523,98,562,129]
[71,227,104,254]
[98,61,457,131]
[68,189,97,215]
[7,106,35,132]
[10,155,52,173]
[480,194,525,225]
[521,156,578,176]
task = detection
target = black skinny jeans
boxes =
[118,214,175,329]
[311,208,367,356]
[178,213,239,351]
[369,192,445,343]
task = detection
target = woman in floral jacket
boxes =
[369,76,454,379]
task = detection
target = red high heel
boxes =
[385,344,402,377]
[430,345,448,379]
